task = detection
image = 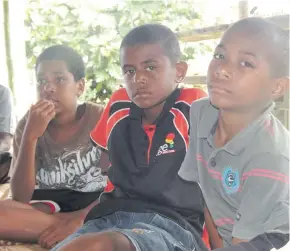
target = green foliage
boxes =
[25,0,207,103]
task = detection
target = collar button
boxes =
[210,157,216,167]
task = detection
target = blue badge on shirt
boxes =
[222,167,240,194]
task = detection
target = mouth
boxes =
[208,85,232,94]
[134,91,151,99]
[207,76,232,94]
[44,98,59,105]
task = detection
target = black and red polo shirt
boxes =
[86,87,207,244]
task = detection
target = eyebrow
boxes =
[238,50,257,58]
[37,71,65,76]
[217,44,257,58]
[141,59,159,64]
[121,64,134,70]
[122,59,159,69]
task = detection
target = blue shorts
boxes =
[52,211,200,251]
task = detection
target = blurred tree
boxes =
[25,0,209,103]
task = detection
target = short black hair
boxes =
[120,24,181,64]
[227,17,289,78]
[35,45,85,81]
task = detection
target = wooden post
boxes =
[3,0,14,96]
[238,0,248,19]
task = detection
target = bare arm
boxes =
[204,209,247,247]
[99,150,110,175]
[232,238,248,245]
[204,206,224,249]
[11,101,55,203]
[10,133,38,202]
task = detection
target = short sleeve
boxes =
[232,153,289,240]
[90,99,112,150]
[8,114,28,177]
[178,102,200,182]
[90,88,130,150]
[0,85,15,135]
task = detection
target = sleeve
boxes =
[232,153,289,240]
[0,85,15,135]
[8,115,27,177]
[90,98,112,150]
[178,101,200,182]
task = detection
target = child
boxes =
[53,24,208,251]
[0,84,15,183]
[0,84,14,153]
[179,17,289,250]
[0,45,107,248]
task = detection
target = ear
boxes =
[76,78,86,98]
[271,76,289,100]
[175,61,188,83]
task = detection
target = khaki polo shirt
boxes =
[179,98,289,246]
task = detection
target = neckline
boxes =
[42,103,90,147]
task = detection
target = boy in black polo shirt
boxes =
[53,24,208,251]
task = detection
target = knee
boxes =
[57,232,135,251]
[0,199,11,207]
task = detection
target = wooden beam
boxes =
[177,14,289,42]
[183,76,206,85]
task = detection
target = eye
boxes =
[37,79,47,85]
[213,53,224,60]
[240,61,254,68]
[124,69,135,76]
[145,65,156,71]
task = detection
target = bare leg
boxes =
[1,199,33,210]
[1,199,53,214]
[58,232,136,251]
[0,200,58,243]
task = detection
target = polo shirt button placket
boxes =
[210,157,216,168]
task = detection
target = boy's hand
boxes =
[38,216,83,249]
[25,100,55,141]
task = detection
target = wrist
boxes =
[23,132,38,144]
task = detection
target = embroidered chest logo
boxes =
[156,133,176,156]
[222,167,240,194]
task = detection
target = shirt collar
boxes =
[129,88,182,124]
[198,101,275,155]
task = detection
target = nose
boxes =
[133,70,147,87]
[43,81,56,93]
[38,81,56,97]
[215,61,232,80]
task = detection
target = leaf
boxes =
[108,64,121,79]
[25,0,203,102]
[95,71,110,82]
